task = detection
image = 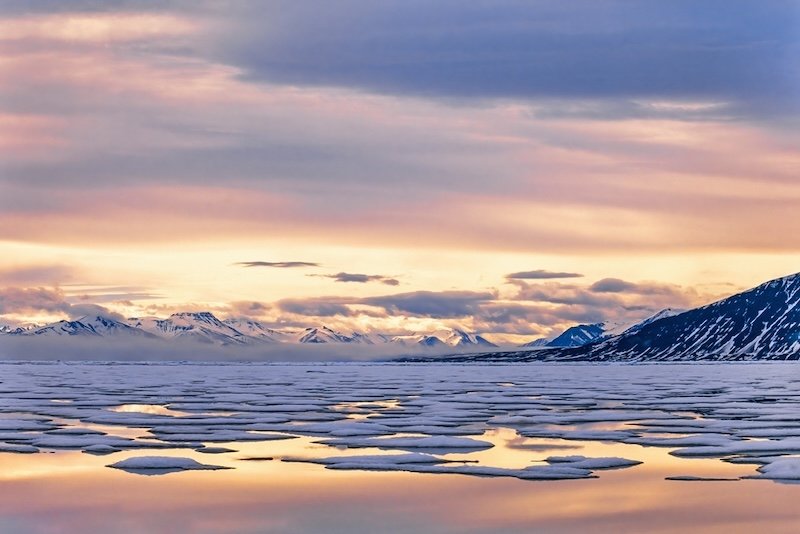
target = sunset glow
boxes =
[1,1,798,342]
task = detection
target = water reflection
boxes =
[0,447,798,533]
[0,425,798,533]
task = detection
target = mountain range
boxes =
[4,272,799,360]
[520,308,683,349]
[0,311,497,349]
[407,272,800,362]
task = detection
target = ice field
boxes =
[1,361,799,532]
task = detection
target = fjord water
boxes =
[0,362,799,533]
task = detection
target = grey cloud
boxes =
[217,0,800,119]
[228,301,271,315]
[514,282,618,307]
[589,278,639,293]
[0,286,121,319]
[361,290,496,318]
[505,278,703,335]
[273,290,497,321]
[589,278,691,298]
[65,303,124,321]
[236,261,319,268]
[506,270,583,280]
[0,287,69,315]
[277,298,354,318]
[314,272,400,286]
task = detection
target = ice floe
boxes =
[0,362,798,484]
[108,456,231,475]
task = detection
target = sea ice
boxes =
[108,456,231,475]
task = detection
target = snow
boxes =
[0,361,799,485]
[752,458,800,481]
[544,455,642,469]
[665,476,738,482]
[11,311,496,349]
[0,442,38,453]
[83,444,122,455]
[316,435,494,451]
[108,456,231,474]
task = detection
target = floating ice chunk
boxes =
[196,446,237,454]
[544,455,642,469]
[376,424,479,436]
[665,476,739,481]
[46,427,107,436]
[283,453,450,467]
[624,434,736,447]
[335,462,594,480]
[108,456,231,475]
[0,442,38,453]
[751,458,800,481]
[152,431,297,443]
[283,453,593,480]
[317,435,493,451]
[672,438,800,457]
[32,435,135,449]
[278,421,392,437]
[0,420,54,432]
[723,455,786,465]
[83,444,121,455]
[519,429,636,441]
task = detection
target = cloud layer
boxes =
[0,2,796,342]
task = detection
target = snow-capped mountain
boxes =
[441,329,496,348]
[294,326,372,344]
[546,323,606,347]
[129,312,252,345]
[3,311,494,349]
[222,318,285,342]
[389,328,496,348]
[519,309,684,349]
[422,273,800,362]
[617,308,683,337]
[571,275,800,361]
[20,315,156,338]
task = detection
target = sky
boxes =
[1,1,799,343]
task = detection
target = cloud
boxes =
[277,297,354,318]
[0,287,69,315]
[361,290,496,318]
[64,303,124,321]
[313,272,400,286]
[506,270,583,280]
[589,278,638,293]
[507,278,704,334]
[589,278,691,297]
[216,0,800,118]
[228,301,270,316]
[271,290,499,322]
[1,12,798,257]
[0,286,123,320]
[0,264,76,285]
[236,261,319,268]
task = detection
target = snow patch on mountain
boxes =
[6,312,495,350]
